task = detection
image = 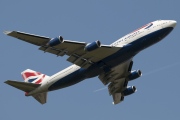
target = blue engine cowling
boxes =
[123,86,137,96]
[84,40,101,52]
[128,70,142,81]
[47,36,63,46]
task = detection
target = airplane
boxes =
[4,20,176,105]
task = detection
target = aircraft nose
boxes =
[169,20,177,28]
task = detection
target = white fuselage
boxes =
[111,20,175,47]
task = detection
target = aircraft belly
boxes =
[48,68,87,91]
[48,27,174,92]
[100,27,174,68]
[131,27,174,52]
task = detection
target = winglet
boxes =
[3,31,12,35]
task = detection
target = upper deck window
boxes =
[131,22,153,33]
[145,23,153,29]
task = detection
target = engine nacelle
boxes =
[47,36,63,46]
[84,40,101,52]
[128,70,142,81]
[123,86,137,96]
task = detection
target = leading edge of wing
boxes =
[4,31,50,40]
[4,31,50,46]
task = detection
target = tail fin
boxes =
[5,69,49,104]
[21,69,49,84]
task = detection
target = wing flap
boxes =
[78,46,120,62]
[68,46,120,68]
[112,93,123,105]
[108,78,126,95]
[39,40,86,57]
[40,43,121,68]
[99,60,132,85]
[5,80,40,92]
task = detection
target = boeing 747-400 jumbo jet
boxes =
[4,20,176,105]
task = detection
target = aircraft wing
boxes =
[98,59,133,104]
[4,31,121,68]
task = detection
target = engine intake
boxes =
[84,40,101,52]
[128,70,142,81]
[47,36,64,46]
[123,86,137,96]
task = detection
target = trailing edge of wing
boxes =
[5,80,40,92]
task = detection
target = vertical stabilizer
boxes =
[21,69,49,84]
[20,69,49,104]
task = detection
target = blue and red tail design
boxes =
[21,69,49,84]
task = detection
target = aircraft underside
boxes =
[4,20,176,104]
[48,27,174,91]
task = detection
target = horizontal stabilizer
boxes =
[5,80,40,92]
[32,92,47,104]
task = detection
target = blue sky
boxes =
[1,0,180,120]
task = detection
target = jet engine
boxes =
[128,70,142,81]
[47,36,64,46]
[84,40,101,52]
[123,86,137,96]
